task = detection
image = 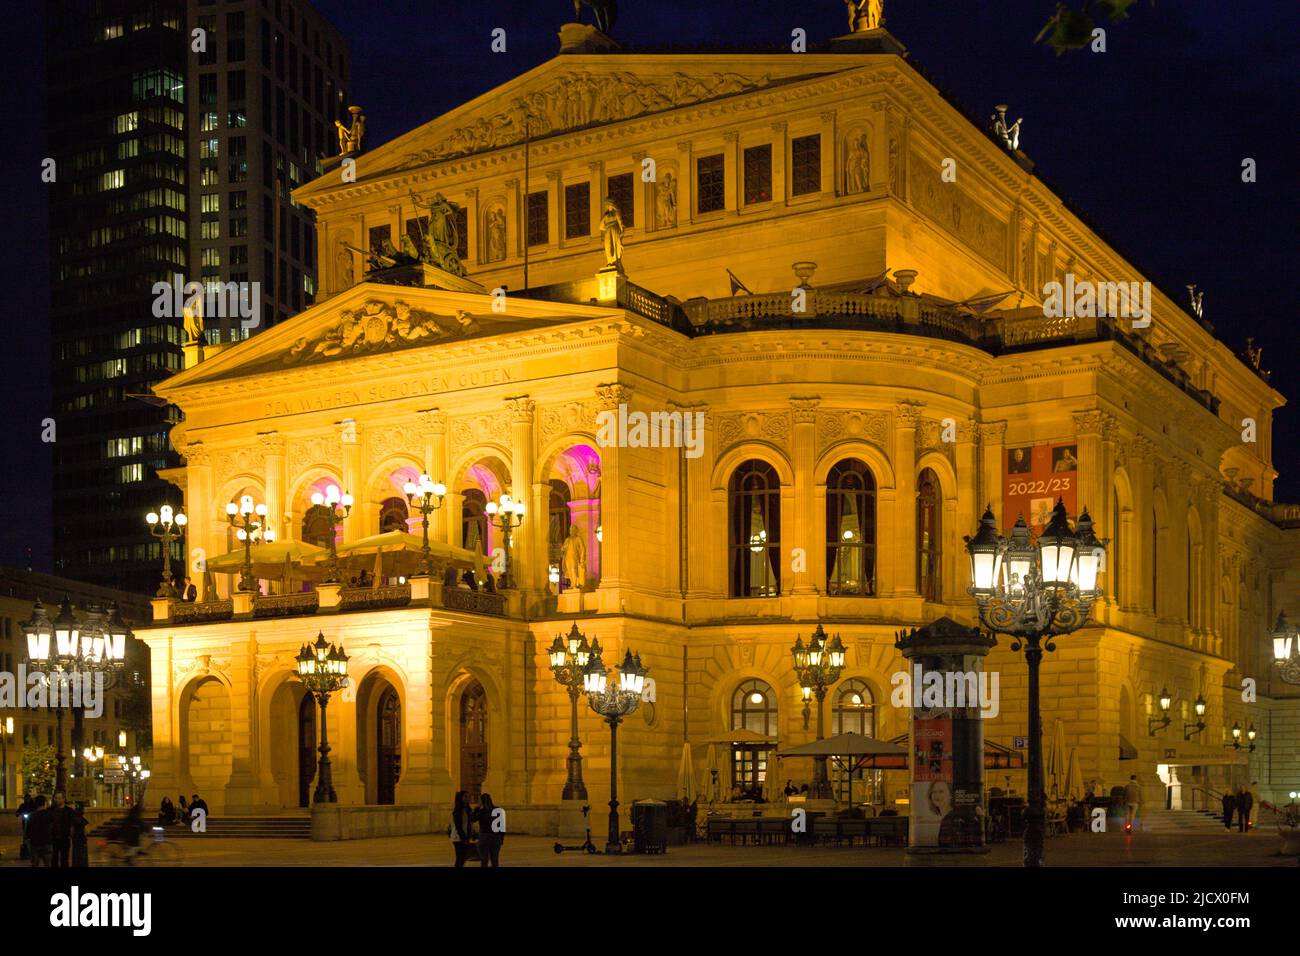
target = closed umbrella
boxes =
[677,743,696,804]
[1065,748,1084,803]
[703,744,721,804]
[1046,718,1067,804]
[764,752,783,803]
[371,545,384,586]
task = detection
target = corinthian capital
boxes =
[1071,409,1110,437]
[977,421,1008,444]
[596,383,633,410]
[258,431,287,456]
[184,443,211,467]
[790,397,821,424]
[505,396,536,424]
[416,408,446,436]
[895,401,924,428]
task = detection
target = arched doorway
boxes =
[377,687,402,805]
[298,693,316,807]
[182,676,232,806]
[459,680,488,799]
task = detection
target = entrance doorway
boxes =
[459,680,488,799]
[297,693,316,807]
[377,687,401,805]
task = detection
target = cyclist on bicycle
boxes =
[107,804,145,857]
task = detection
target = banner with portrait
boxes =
[1003,442,1078,533]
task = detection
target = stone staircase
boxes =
[1137,807,1233,834]
[93,814,313,840]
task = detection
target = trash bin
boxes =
[632,800,668,854]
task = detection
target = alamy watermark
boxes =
[0,667,104,718]
[890,664,1000,719]
[1042,273,1151,329]
[595,403,705,459]
[151,274,261,332]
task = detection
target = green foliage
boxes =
[20,740,57,796]
[1036,0,1151,55]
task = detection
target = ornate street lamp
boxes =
[791,624,845,800]
[1271,612,1300,685]
[22,596,130,792]
[295,632,349,803]
[403,474,447,576]
[548,623,593,801]
[583,641,647,854]
[226,494,274,591]
[145,504,187,597]
[965,499,1105,868]
[1183,695,1207,740]
[1148,686,1172,735]
[484,493,525,588]
[305,485,352,584]
[1226,721,1258,753]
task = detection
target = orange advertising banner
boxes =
[1002,442,1078,533]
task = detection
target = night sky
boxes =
[2,0,1296,571]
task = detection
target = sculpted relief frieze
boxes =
[817,410,891,454]
[451,412,513,449]
[540,400,602,444]
[716,411,791,451]
[908,152,1008,270]
[279,300,483,369]
[211,444,266,480]
[289,435,344,476]
[397,71,773,169]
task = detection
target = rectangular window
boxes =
[743,144,772,205]
[607,172,634,228]
[791,134,821,196]
[201,111,219,132]
[564,182,591,239]
[697,154,725,214]
[526,191,548,246]
[201,220,220,239]
[201,193,221,214]
[199,73,217,106]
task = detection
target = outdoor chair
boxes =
[758,818,789,845]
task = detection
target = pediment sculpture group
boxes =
[283,300,482,365]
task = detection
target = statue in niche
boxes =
[655,171,677,229]
[600,198,625,269]
[486,207,507,262]
[337,245,355,289]
[888,138,900,194]
[845,133,871,193]
[561,524,588,592]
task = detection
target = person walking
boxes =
[1237,785,1254,833]
[474,792,504,868]
[15,792,34,860]
[1221,788,1235,830]
[49,791,74,868]
[70,802,90,867]
[1123,774,1142,830]
[26,796,53,867]
[449,791,474,867]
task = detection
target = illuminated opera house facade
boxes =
[138,29,1299,824]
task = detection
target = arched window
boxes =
[301,509,333,547]
[917,468,941,602]
[378,496,409,534]
[832,678,881,804]
[461,488,488,555]
[826,459,875,596]
[547,479,572,588]
[731,679,776,795]
[729,460,781,597]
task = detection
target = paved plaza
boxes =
[3,830,1295,868]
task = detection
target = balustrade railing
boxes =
[339,584,412,610]
[172,599,234,623]
[442,586,505,616]
[253,591,321,618]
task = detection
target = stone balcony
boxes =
[153,578,508,626]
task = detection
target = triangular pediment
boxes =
[295,53,882,205]
[153,283,621,394]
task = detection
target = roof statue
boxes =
[182,293,204,345]
[600,198,625,271]
[1187,284,1204,320]
[846,0,885,32]
[335,105,366,155]
[573,0,617,35]
[409,190,468,277]
[992,104,1023,152]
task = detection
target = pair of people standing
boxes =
[1221,785,1255,831]
[449,791,504,867]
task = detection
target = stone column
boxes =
[341,421,362,545]
[953,418,979,603]
[546,171,561,247]
[506,397,540,594]
[819,110,836,199]
[588,161,604,237]
[261,433,286,544]
[770,122,788,205]
[223,642,261,813]
[790,398,820,594]
[417,409,449,543]
[1131,438,1156,617]
[894,402,922,596]
[463,187,479,269]
[147,638,182,800]
[684,403,714,599]
[183,444,214,597]
[676,141,693,225]
[595,384,632,592]
[978,422,1008,528]
[724,131,740,212]
[504,178,521,258]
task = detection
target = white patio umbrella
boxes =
[703,743,721,804]
[677,743,697,804]
[320,530,485,579]
[763,751,783,803]
[1064,748,1085,803]
[1046,718,1067,804]
[205,539,329,581]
